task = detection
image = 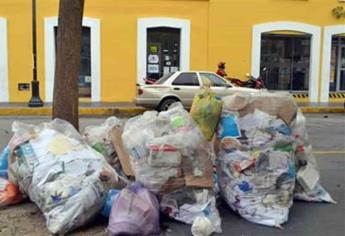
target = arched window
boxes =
[252,22,321,102]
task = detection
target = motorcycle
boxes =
[229,67,267,89]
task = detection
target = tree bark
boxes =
[52,0,84,130]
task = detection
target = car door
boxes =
[170,72,200,107]
[199,72,232,97]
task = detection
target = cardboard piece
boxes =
[277,99,298,125]
[110,127,134,176]
[183,158,213,188]
[238,93,298,125]
[159,176,186,195]
[223,93,249,111]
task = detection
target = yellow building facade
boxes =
[0,0,344,103]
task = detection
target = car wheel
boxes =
[158,98,179,111]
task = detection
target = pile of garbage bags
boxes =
[0,87,334,235]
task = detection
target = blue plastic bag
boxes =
[218,114,241,139]
[0,146,10,179]
[101,189,120,217]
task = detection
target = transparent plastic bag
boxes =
[217,92,334,228]
[218,147,295,228]
[8,119,118,234]
[217,93,297,228]
[122,103,211,194]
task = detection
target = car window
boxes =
[172,73,199,86]
[200,73,228,87]
[155,72,174,84]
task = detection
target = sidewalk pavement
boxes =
[0,101,344,116]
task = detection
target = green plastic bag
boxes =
[190,84,223,141]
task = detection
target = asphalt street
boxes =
[0,113,344,236]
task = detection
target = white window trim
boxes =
[251,22,321,102]
[0,17,9,102]
[44,16,101,102]
[321,25,345,103]
[137,17,191,84]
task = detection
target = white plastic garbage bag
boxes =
[8,119,119,234]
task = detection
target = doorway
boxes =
[146,27,181,81]
[260,33,311,91]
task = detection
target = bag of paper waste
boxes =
[108,182,160,236]
[161,188,222,234]
[83,116,122,166]
[0,177,25,206]
[224,93,334,203]
[122,103,211,194]
[7,118,120,234]
[291,111,335,203]
[190,78,223,141]
[216,92,334,228]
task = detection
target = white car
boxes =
[135,71,259,111]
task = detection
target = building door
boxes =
[260,34,311,91]
[146,27,180,81]
[330,36,345,91]
[54,26,91,98]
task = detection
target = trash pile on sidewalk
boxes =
[0,85,334,235]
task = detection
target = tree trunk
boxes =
[52,0,84,130]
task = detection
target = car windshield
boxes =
[155,72,175,84]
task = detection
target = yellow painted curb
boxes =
[300,107,345,113]
[313,151,345,155]
[0,107,147,116]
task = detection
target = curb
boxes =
[300,107,345,113]
[0,106,343,116]
[0,107,148,116]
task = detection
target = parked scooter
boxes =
[229,67,267,89]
